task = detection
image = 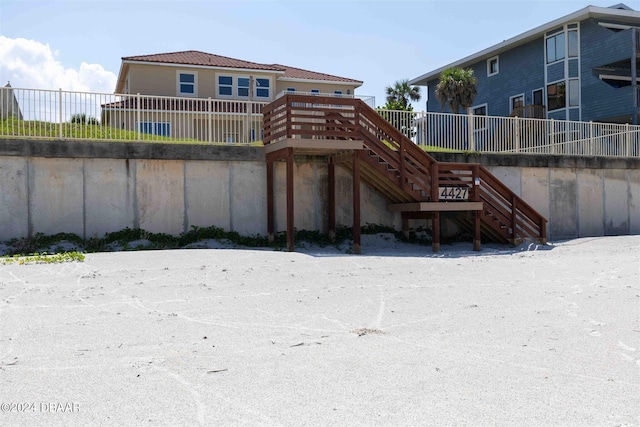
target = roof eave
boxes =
[409,5,639,86]
[121,59,286,75]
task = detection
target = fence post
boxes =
[468,108,475,152]
[58,88,63,139]
[549,118,555,154]
[421,111,427,147]
[136,93,141,142]
[589,121,594,156]
[625,123,631,157]
[245,100,251,144]
[208,98,212,144]
[514,116,520,153]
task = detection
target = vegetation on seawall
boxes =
[0,224,436,264]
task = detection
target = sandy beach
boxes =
[1,235,639,426]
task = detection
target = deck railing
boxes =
[1,86,638,157]
[275,90,376,108]
[263,94,547,243]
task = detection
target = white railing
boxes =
[1,86,638,157]
[380,108,640,158]
[0,87,268,144]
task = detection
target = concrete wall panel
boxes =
[185,161,231,230]
[136,160,185,235]
[272,161,319,232]
[520,168,550,222]
[576,168,604,237]
[549,168,577,240]
[361,180,401,229]
[487,166,521,196]
[29,157,84,237]
[273,162,287,233]
[294,162,320,231]
[603,169,629,235]
[335,165,354,227]
[629,169,640,234]
[0,156,28,240]
[84,159,135,238]
[230,161,267,235]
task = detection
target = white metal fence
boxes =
[0,87,268,144]
[380,108,640,157]
[1,86,638,157]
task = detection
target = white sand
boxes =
[0,236,639,426]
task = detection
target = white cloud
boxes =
[0,36,116,93]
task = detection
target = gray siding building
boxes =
[410,4,639,125]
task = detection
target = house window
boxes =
[472,105,487,116]
[510,94,524,113]
[487,56,499,76]
[546,32,566,63]
[286,87,296,94]
[255,78,270,98]
[334,90,343,97]
[218,76,233,96]
[178,72,197,96]
[139,122,171,137]
[472,104,487,129]
[238,77,250,97]
[310,89,320,95]
[568,79,579,107]
[568,30,578,58]
[532,89,544,106]
[547,81,566,111]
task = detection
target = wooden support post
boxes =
[352,151,361,255]
[267,158,275,243]
[430,162,440,252]
[286,148,294,252]
[473,164,481,251]
[511,195,518,245]
[328,157,336,243]
[473,210,481,251]
[401,212,409,239]
[432,212,440,253]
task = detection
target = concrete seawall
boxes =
[0,139,638,242]
[0,139,398,242]
[432,153,640,240]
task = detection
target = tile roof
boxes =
[122,50,361,84]
[122,50,283,71]
[271,64,362,84]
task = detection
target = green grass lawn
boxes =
[0,118,263,146]
[1,118,465,151]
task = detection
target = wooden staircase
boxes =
[263,94,547,249]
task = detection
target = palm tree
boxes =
[435,67,478,114]
[385,79,421,110]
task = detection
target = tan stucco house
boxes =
[102,50,362,143]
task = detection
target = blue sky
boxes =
[1,0,638,108]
